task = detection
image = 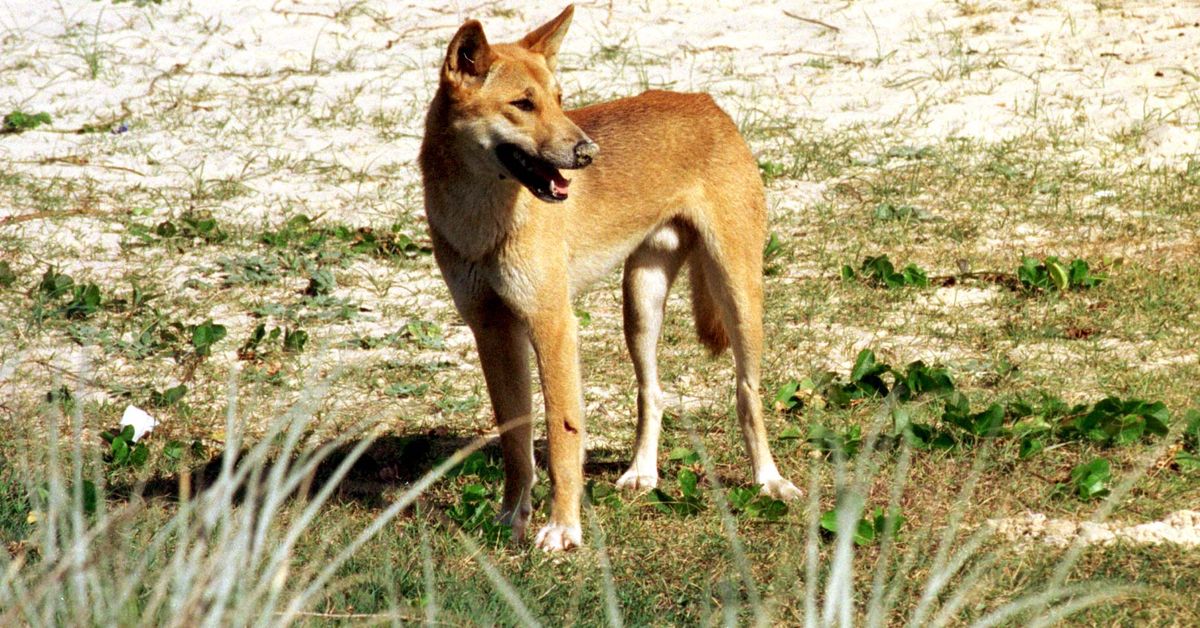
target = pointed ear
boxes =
[519,5,574,71]
[443,20,495,86]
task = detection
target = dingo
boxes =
[419,5,800,551]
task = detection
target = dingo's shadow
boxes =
[134,430,629,506]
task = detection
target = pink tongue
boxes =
[550,174,570,198]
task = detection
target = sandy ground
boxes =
[989,509,1200,548]
[3,0,1198,226]
[2,1,1199,547]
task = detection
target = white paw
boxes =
[760,477,803,501]
[615,468,659,492]
[534,522,581,552]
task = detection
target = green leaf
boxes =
[667,447,700,466]
[969,403,1006,437]
[850,349,878,382]
[304,268,336,297]
[1183,409,1200,444]
[3,110,52,133]
[774,380,800,411]
[1046,258,1069,291]
[872,507,905,540]
[80,480,97,515]
[385,382,428,398]
[110,438,130,464]
[820,509,888,542]
[191,320,227,356]
[461,483,487,503]
[647,489,675,515]
[129,444,149,467]
[38,268,74,299]
[164,440,185,461]
[749,497,788,521]
[677,469,699,498]
[901,263,929,287]
[806,424,861,458]
[1113,415,1145,446]
[778,425,803,440]
[1018,436,1044,459]
[283,328,308,353]
[1017,257,1044,289]
[1069,458,1112,500]
[161,384,187,406]
[763,232,783,261]
[728,486,759,511]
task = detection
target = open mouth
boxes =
[495,143,570,203]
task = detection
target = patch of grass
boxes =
[1,110,51,134]
[0,467,32,543]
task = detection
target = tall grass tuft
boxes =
[0,375,1158,625]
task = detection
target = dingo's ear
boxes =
[443,20,494,86]
[519,5,574,71]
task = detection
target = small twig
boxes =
[280,610,440,622]
[926,271,1021,289]
[0,208,97,228]
[1026,469,1058,485]
[17,157,147,177]
[783,11,841,33]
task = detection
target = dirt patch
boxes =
[988,510,1200,549]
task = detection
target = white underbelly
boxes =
[567,221,689,295]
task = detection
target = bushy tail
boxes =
[689,254,729,356]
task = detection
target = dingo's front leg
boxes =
[527,299,585,551]
[470,298,536,540]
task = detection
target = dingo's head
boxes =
[436,5,597,203]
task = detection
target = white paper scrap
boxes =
[120,405,158,442]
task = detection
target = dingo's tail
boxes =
[689,255,730,356]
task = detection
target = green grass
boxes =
[5,126,1199,623]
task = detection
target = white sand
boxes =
[989,509,1200,548]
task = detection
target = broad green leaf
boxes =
[130,444,149,467]
[851,349,878,382]
[749,497,788,521]
[111,438,129,464]
[1046,259,1069,291]
[677,469,699,498]
[774,380,799,410]
[164,441,184,461]
[728,486,758,511]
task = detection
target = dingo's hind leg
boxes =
[694,222,802,501]
[617,221,694,492]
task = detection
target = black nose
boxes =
[573,140,598,167]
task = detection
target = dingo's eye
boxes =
[510,98,536,112]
